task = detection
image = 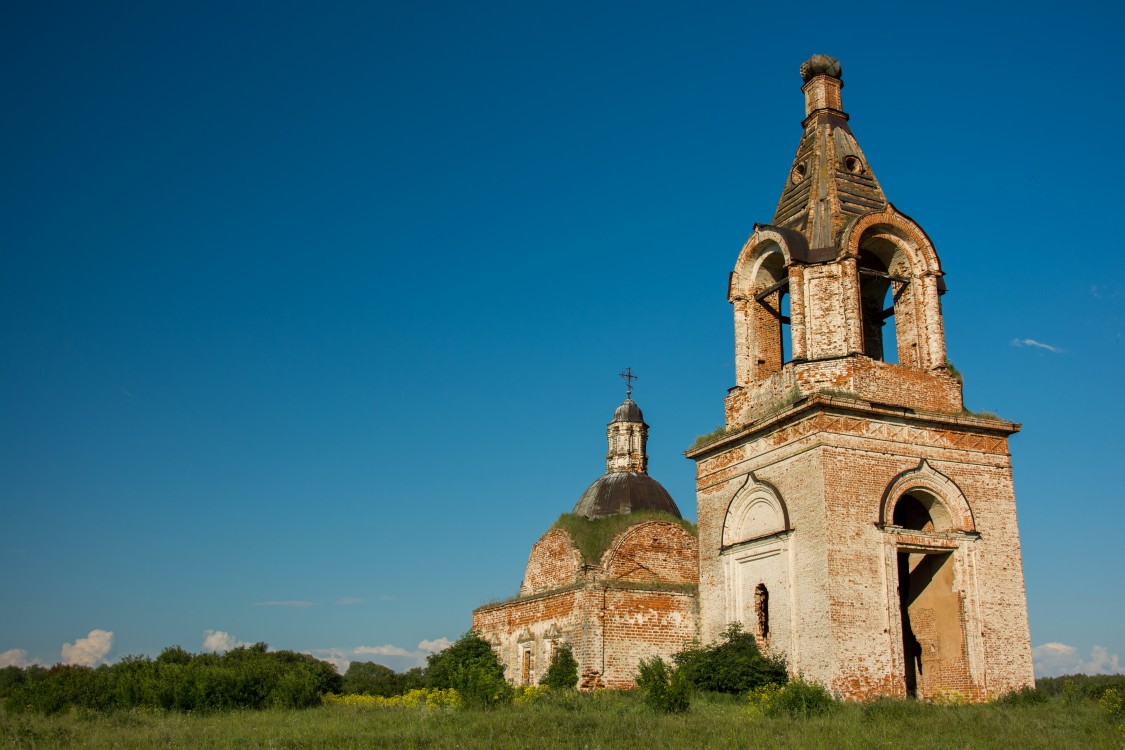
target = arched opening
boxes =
[891,490,953,532]
[754,583,770,639]
[893,494,933,531]
[749,248,791,379]
[779,290,791,363]
[858,247,898,363]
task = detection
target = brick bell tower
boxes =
[686,55,1034,701]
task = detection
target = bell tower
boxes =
[688,55,1034,701]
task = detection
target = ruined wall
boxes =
[724,355,963,427]
[602,521,697,585]
[474,519,700,689]
[692,402,1034,701]
[473,588,584,687]
[520,527,583,595]
[599,589,698,688]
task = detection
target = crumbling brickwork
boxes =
[471,54,1034,702]
[689,55,1035,702]
[473,521,699,689]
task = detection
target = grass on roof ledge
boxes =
[551,511,697,565]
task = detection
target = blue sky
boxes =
[2,0,1122,678]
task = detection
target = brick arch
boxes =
[520,527,583,595]
[879,460,975,532]
[601,520,698,584]
[722,474,790,547]
[730,228,798,294]
[839,205,941,277]
[840,207,946,369]
[731,228,803,386]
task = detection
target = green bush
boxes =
[3,644,341,714]
[673,624,787,694]
[1038,674,1125,701]
[426,631,511,709]
[768,677,837,718]
[635,656,690,714]
[995,685,1050,706]
[540,645,578,690]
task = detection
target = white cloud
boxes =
[354,644,411,657]
[0,648,39,668]
[418,638,452,654]
[252,600,319,607]
[1010,338,1064,353]
[202,630,251,653]
[61,629,113,667]
[1033,642,1123,678]
[309,637,453,674]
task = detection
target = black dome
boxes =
[571,472,681,520]
[799,54,842,83]
[612,398,644,423]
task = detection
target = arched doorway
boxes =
[891,491,968,699]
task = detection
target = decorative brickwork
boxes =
[472,55,1034,701]
[473,395,699,689]
[689,55,1034,702]
[473,520,699,689]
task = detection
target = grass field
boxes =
[3,691,1122,750]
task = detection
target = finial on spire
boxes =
[619,367,638,398]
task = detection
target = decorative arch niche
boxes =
[722,476,790,547]
[720,475,792,648]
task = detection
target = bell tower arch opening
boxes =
[855,226,931,369]
[746,245,791,381]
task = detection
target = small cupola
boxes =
[571,370,681,520]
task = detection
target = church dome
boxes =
[571,472,682,520]
[799,54,842,83]
[612,398,644,423]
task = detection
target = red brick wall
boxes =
[520,527,583,595]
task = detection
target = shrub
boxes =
[323,687,461,709]
[995,686,1050,706]
[673,623,787,694]
[744,682,781,719]
[635,657,690,714]
[3,644,341,714]
[425,631,510,709]
[768,677,837,718]
[1100,688,1123,719]
[513,685,549,705]
[343,661,403,697]
[540,645,579,690]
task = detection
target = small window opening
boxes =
[754,583,770,639]
[521,649,532,685]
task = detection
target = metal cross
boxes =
[619,367,638,398]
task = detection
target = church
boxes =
[473,55,1035,701]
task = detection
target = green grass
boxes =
[2,691,1122,749]
[691,425,729,449]
[551,512,697,565]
